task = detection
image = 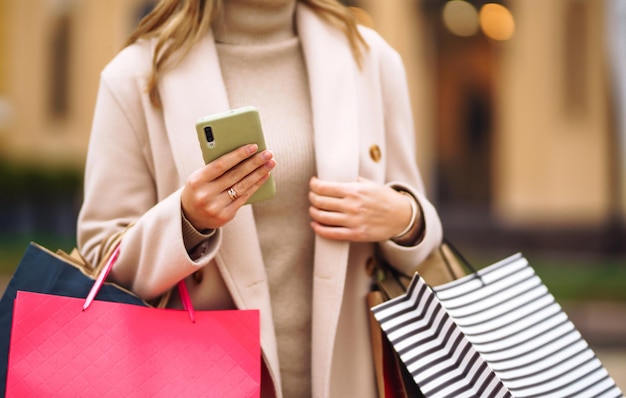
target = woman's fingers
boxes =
[221,149,274,196]
[308,176,414,242]
[309,221,353,241]
[308,203,350,227]
[181,145,275,230]
[198,145,275,206]
[308,190,345,214]
[309,176,348,199]
[204,143,259,181]
[308,176,354,212]
[224,156,275,206]
[308,177,368,239]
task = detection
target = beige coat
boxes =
[78,4,443,397]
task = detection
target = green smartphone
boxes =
[195,106,276,204]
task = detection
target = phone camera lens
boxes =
[204,126,214,142]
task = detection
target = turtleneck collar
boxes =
[213,0,298,45]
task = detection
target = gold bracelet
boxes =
[392,191,418,240]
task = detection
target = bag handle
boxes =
[440,239,476,274]
[385,239,480,280]
[83,243,121,310]
[176,279,196,323]
[82,243,196,323]
[440,239,485,285]
[371,239,484,301]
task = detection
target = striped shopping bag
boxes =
[372,253,624,398]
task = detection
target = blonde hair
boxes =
[126,0,368,108]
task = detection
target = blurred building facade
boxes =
[0,0,624,254]
[0,0,150,167]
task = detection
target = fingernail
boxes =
[262,150,272,160]
[264,159,276,170]
[247,144,258,154]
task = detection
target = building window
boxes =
[49,13,71,118]
[563,0,588,115]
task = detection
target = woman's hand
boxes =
[181,144,276,230]
[308,176,421,242]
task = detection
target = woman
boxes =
[77,0,443,396]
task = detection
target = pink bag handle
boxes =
[176,278,196,323]
[83,243,196,323]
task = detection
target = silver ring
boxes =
[227,187,238,201]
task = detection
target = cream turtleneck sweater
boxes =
[213,1,315,396]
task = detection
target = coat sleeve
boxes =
[77,51,221,301]
[372,37,443,274]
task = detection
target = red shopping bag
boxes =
[6,292,260,397]
[5,244,261,397]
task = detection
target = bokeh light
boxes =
[442,0,480,37]
[479,3,515,41]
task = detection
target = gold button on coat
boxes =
[369,145,382,162]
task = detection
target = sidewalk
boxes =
[0,277,625,392]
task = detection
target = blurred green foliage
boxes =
[0,234,76,274]
[0,160,82,197]
[531,257,626,302]
[461,250,626,303]
[0,160,81,276]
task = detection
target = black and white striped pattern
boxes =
[372,274,511,397]
[433,253,624,398]
[373,253,624,398]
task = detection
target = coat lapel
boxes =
[159,32,229,181]
[158,33,281,389]
[298,4,360,394]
